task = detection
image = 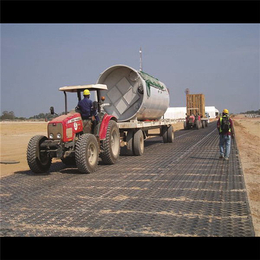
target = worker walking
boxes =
[217,109,235,160]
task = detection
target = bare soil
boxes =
[232,115,260,236]
[0,121,47,177]
[0,117,259,236]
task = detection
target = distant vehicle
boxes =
[205,112,210,123]
[184,93,209,130]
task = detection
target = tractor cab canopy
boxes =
[59,84,108,115]
[59,84,108,92]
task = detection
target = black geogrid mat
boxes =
[0,123,255,236]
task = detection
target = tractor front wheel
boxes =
[27,135,52,173]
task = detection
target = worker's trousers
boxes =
[219,134,231,158]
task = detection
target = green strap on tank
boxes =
[139,71,165,97]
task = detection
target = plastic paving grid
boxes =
[0,123,255,236]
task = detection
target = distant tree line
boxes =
[0,111,16,120]
[0,111,64,121]
[29,113,55,120]
[2,109,259,121]
[241,109,260,115]
[0,111,27,120]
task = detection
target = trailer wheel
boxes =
[75,134,99,173]
[162,126,168,143]
[167,125,174,143]
[120,129,134,156]
[162,125,174,143]
[100,120,120,164]
[27,135,52,173]
[133,129,144,156]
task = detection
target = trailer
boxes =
[117,118,174,156]
[184,93,209,130]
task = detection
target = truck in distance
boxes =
[184,92,209,130]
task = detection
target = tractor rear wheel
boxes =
[75,134,99,173]
[100,120,120,164]
[195,120,200,130]
[184,121,187,130]
[27,135,52,173]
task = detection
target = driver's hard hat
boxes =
[223,109,229,114]
[83,89,90,96]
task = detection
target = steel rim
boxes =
[111,129,119,157]
[88,143,97,166]
[140,135,144,153]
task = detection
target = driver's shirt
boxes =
[78,97,93,120]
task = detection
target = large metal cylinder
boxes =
[97,64,170,122]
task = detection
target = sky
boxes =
[1,23,259,118]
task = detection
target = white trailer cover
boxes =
[164,106,219,119]
[164,107,186,119]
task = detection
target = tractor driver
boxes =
[77,89,98,133]
[77,89,93,120]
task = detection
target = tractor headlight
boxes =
[48,122,63,140]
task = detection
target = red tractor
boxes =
[184,114,201,130]
[27,84,120,174]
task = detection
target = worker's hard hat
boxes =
[83,89,90,96]
[223,109,229,114]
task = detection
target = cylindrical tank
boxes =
[97,64,169,122]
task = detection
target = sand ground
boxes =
[232,115,260,236]
[0,122,48,177]
[0,117,259,236]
